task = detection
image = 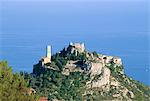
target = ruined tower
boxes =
[69,42,85,53]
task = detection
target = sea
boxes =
[0,0,149,86]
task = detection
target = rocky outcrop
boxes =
[62,60,83,75]
[91,67,110,88]
[90,62,103,76]
[32,43,150,101]
[110,77,120,87]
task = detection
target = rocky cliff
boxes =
[31,43,150,101]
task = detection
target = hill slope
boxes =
[29,43,150,101]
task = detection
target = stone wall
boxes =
[69,42,85,53]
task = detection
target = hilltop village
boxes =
[34,43,124,87]
[31,42,150,101]
[38,42,122,71]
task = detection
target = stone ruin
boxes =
[37,43,123,74]
[67,42,85,56]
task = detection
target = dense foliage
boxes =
[0,61,38,101]
[29,68,90,100]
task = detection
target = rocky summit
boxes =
[30,43,150,101]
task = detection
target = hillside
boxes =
[28,43,150,101]
[0,61,38,101]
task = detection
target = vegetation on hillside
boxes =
[29,68,89,100]
[31,50,150,101]
[107,64,150,101]
[0,61,38,101]
[1,48,150,101]
[31,52,90,100]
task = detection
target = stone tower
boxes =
[40,45,51,66]
[46,45,51,59]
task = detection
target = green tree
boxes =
[0,61,37,101]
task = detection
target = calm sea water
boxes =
[0,1,149,85]
[0,32,149,85]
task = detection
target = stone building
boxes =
[41,45,51,65]
[98,55,122,66]
[68,42,85,54]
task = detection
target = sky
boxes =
[0,0,150,85]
